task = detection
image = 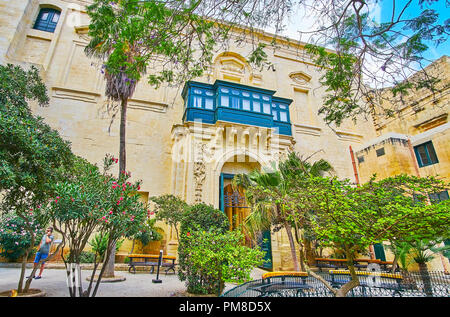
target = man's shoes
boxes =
[34,276,41,279]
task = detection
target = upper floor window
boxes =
[414,141,439,167]
[33,8,61,33]
[429,191,449,204]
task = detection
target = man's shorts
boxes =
[34,252,48,263]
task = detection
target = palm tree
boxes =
[233,152,333,271]
[278,152,333,267]
[387,240,413,273]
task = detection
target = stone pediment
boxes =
[219,57,246,74]
[289,71,312,86]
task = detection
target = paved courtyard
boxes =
[0,266,266,297]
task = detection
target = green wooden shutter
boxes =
[374,243,386,261]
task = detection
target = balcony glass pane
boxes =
[273,111,278,120]
[231,96,240,109]
[242,99,250,111]
[231,89,240,95]
[252,93,260,99]
[263,103,271,114]
[193,96,202,108]
[205,98,214,109]
[221,95,229,107]
[52,12,60,23]
[242,92,250,97]
[221,88,229,93]
[253,102,260,112]
[279,111,287,122]
[205,91,214,96]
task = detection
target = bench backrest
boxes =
[329,270,403,280]
[262,271,308,279]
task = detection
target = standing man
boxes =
[28,227,54,279]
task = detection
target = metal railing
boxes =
[221,271,450,297]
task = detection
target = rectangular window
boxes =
[205,98,214,109]
[33,8,60,33]
[253,101,260,112]
[193,96,202,108]
[414,141,439,167]
[376,148,385,157]
[230,96,240,109]
[242,99,250,111]
[220,95,229,107]
[357,156,364,163]
[429,191,449,204]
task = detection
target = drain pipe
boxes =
[349,145,360,186]
[407,138,421,177]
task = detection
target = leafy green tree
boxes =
[183,227,264,295]
[0,64,72,294]
[129,217,163,254]
[233,152,333,272]
[301,0,449,126]
[178,203,229,293]
[150,194,188,241]
[45,154,148,297]
[296,174,449,297]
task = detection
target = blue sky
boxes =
[282,0,449,66]
[378,0,449,65]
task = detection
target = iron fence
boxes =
[221,271,450,297]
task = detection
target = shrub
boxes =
[65,251,96,264]
[89,233,123,262]
[0,212,44,262]
[178,203,262,294]
[180,228,264,295]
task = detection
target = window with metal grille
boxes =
[376,147,385,157]
[33,8,60,33]
[414,141,439,167]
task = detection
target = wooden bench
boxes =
[315,258,348,271]
[316,258,395,272]
[329,270,404,295]
[251,272,312,296]
[127,254,176,275]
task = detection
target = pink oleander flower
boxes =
[109,210,113,215]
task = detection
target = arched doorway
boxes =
[218,156,273,269]
[223,183,249,231]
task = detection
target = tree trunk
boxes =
[418,262,433,297]
[283,221,300,271]
[17,249,30,293]
[119,97,127,176]
[303,237,316,266]
[391,253,399,273]
[335,248,360,297]
[104,97,128,278]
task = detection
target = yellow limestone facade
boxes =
[0,0,447,272]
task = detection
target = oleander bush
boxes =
[0,212,44,262]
